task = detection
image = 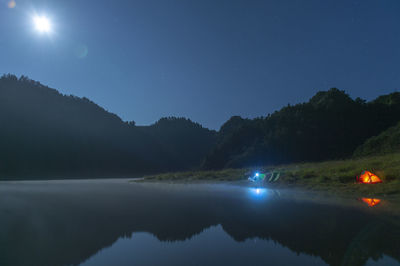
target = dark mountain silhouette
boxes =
[203,89,400,169]
[0,74,216,178]
[138,117,217,169]
[353,93,400,157]
[1,74,399,177]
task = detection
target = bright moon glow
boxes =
[33,16,52,33]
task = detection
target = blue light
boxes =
[255,172,259,177]
[249,187,268,198]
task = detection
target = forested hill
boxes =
[203,88,400,169]
[138,117,216,169]
[0,75,216,178]
[1,74,399,178]
[354,121,400,157]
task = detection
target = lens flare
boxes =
[8,0,16,8]
[75,44,89,58]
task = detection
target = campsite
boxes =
[141,152,400,198]
[1,0,400,265]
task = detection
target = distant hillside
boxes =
[203,89,400,169]
[138,117,216,169]
[2,74,399,177]
[0,74,216,178]
[354,121,400,157]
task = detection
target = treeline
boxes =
[203,88,400,169]
[354,121,400,157]
[138,117,216,169]
[0,75,216,178]
[1,74,399,178]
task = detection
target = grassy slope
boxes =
[141,153,400,197]
[354,121,400,157]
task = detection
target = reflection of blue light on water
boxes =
[249,187,268,199]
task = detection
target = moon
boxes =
[33,15,52,33]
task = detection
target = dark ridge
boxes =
[0,75,216,178]
[203,88,400,169]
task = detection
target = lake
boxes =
[0,179,399,266]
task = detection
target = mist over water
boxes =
[0,180,399,266]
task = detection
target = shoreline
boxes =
[137,152,400,198]
[0,152,398,198]
[134,178,400,198]
[0,177,399,216]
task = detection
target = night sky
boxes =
[1,0,399,129]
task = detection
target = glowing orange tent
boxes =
[356,171,382,184]
[361,198,381,207]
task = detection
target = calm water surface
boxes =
[0,179,399,266]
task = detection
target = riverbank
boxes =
[138,153,400,197]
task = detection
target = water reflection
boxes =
[361,198,382,207]
[248,187,268,198]
[81,225,326,266]
[0,180,398,266]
